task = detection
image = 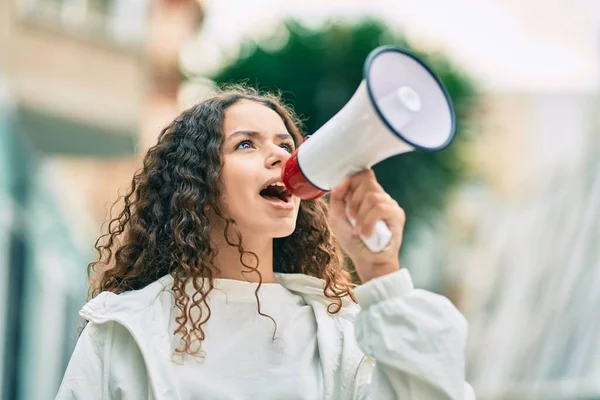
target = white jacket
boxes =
[56,269,475,399]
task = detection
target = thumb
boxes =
[329,178,351,218]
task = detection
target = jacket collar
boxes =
[82,273,356,313]
[80,273,360,400]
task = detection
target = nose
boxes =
[265,144,291,168]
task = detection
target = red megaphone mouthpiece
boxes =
[281,143,328,200]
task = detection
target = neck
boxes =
[209,225,276,283]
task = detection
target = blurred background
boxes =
[0,0,599,399]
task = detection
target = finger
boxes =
[329,177,351,217]
[348,168,375,184]
[346,170,381,218]
[359,202,405,238]
[354,192,392,233]
[358,204,397,238]
[354,194,396,236]
[347,168,377,193]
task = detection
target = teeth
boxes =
[264,181,285,190]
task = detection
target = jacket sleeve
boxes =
[353,269,476,400]
[55,322,107,400]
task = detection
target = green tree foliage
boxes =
[208,18,476,240]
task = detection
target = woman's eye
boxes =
[281,143,294,153]
[235,140,253,150]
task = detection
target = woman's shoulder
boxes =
[80,275,175,322]
[274,272,361,320]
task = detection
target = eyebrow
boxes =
[226,130,295,144]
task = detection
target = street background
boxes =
[0,0,599,399]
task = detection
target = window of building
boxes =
[17,0,150,47]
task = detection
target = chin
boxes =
[254,215,295,238]
[272,228,296,239]
[269,221,297,238]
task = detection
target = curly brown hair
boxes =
[88,85,356,356]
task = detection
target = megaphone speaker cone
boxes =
[365,46,455,151]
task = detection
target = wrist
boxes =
[357,260,401,283]
[354,268,413,308]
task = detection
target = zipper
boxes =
[350,354,368,399]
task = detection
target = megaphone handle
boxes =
[345,203,393,253]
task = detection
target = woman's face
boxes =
[217,100,301,238]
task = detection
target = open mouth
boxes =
[259,181,292,204]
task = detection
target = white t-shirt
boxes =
[170,278,323,400]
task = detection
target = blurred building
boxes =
[0,0,203,398]
[444,7,600,396]
[448,91,600,400]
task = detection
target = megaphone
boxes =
[282,46,456,253]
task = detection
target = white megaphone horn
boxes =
[282,46,456,253]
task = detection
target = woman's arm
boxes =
[353,268,476,400]
[55,323,107,400]
[328,170,474,398]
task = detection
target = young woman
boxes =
[56,87,475,399]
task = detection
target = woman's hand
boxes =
[328,169,406,283]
